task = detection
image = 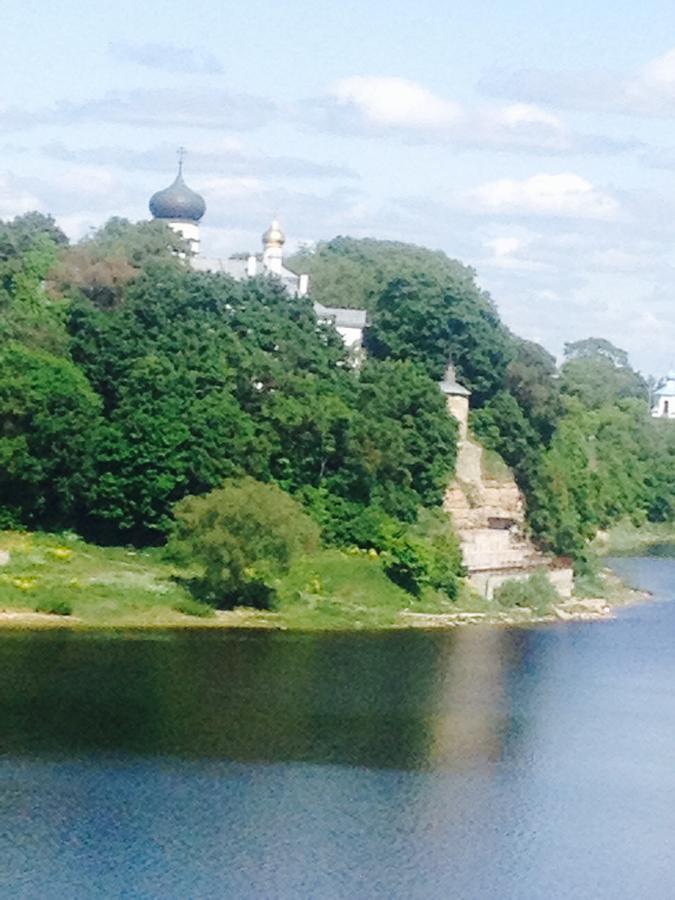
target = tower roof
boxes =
[149,158,206,223]
[262,218,285,248]
[439,361,471,397]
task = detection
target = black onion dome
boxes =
[149,169,206,222]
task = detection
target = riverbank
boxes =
[0,530,652,631]
[593,520,675,556]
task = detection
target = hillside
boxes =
[0,213,673,621]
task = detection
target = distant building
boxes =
[192,219,310,298]
[651,372,675,419]
[314,303,367,352]
[148,158,366,351]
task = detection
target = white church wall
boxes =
[168,220,200,256]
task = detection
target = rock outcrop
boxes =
[444,436,573,599]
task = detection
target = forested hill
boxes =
[1,213,673,588]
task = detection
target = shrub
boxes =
[35,596,73,616]
[173,597,215,618]
[381,536,431,596]
[494,570,559,614]
[172,477,320,609]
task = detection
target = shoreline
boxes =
[0,527,666,633]
[0,567,652,633]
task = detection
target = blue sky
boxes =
[3,0,675,374]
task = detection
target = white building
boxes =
[651,372,675,419]
[149,160,366,350]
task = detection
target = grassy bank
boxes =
[0,530,471,630]
[0,529,654,631]
[593,520,675,556]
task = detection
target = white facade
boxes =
[262,244,284,275]
[167,219,200,256]
[651,372,675,419]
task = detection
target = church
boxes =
[148,159,367,352]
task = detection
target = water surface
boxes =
[1,556,674,898]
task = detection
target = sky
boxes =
[2,0,675,375]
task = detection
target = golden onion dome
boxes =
[262,218,286,247]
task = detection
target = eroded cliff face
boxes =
[444,436,573,599]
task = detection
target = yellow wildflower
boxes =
[49,548,74,561]
[13,578,37,591]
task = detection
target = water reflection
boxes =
[0,626,539,772]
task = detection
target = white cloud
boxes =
[0,175,42,218]
[468,173,620,220]
[55,213,99,241]
[482,235,552,271]
[496,103,562,130]
[42,140,356,182]
[589,247,655,271]
[482,46,675,118]
[57,166,120,198]
[331,76,462,129]
[628,48,675,110]
[200,176,265,200]
[305,77,624,154]
[0,88,275,133]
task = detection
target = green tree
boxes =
[338,360,458,519]
[560,338,647,408]
[0,342,102,528]
[172,477,320,608]
[505,338,561,443]
[0,212,67,262]
[0,213,70,355]
[564,337,630,367]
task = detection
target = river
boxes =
[0,554,673,899]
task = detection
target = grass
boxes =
[593,519,675,556]
[275,549,461,629]
[0,531,464,631]
[0,526,656,631]
[0,531,193,626]
[480,448,512,483]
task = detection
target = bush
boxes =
[173,597,215,618]
[172,477,320,609]
[494,570,559,614]
[381,535,431,596]
[35,596,73,616]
